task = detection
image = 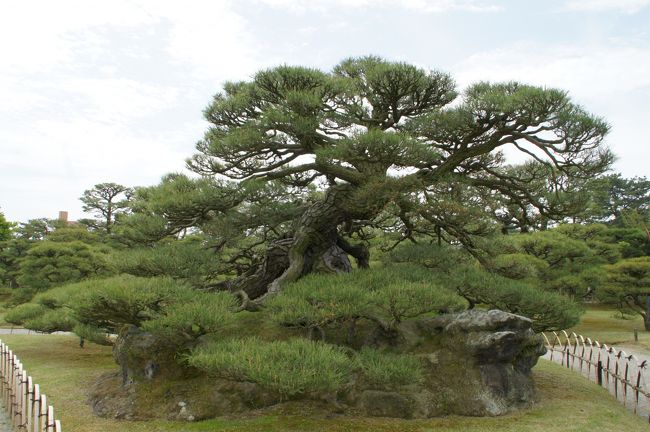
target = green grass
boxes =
[562,305,650,354]
[0,334,647,431]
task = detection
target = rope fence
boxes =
[0,340,61,432]
[542,330,650,422]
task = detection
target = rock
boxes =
[358,391,415,418]
[412,309,546,416]
[112,325,187,385]
[92,309,546,420]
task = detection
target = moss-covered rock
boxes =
[91,309,545,420]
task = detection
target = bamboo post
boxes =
[0,339,63,432]
[47,406,54,432]
[33,384,40,432]
[40,395,48,432]
[15,360,24,429]
[26,376,34,432]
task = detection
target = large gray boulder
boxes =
[91,309,546,420]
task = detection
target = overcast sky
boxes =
[1,0,649,223]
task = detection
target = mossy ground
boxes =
[0,332,648,431]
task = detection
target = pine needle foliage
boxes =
[187,337,354,397]
[356,348,424,389]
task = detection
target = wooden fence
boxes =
[543,330,650,422]
[0,340,61,432]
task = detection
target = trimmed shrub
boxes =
[357,348,424,389]
[267,274,373,328]
[187,337,354,397]
[267,266,464,331]
[23,309,75,333]
[16,241,114,290]
[72,275,185,330]
[112,239,219,287]
[373,281,464,326]
[4,303,47,325]
[443,265,583,331]
[142,291,236,340]
[488,253,549,280]
[387,242,472,271]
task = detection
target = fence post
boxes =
[635,328,639,342]
[0,339,62,432]
[32,384,40,432]
[597,360,603,386]
[26,376,33,432]
[565,346,571,369]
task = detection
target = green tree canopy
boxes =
[80,183,133,234]
[16,241,114,290]
[0,211,14,242]
[133,56,611,303]
[601,257,650,329]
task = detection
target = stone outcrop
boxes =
[89,309,546,420]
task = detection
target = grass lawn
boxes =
[0,334,647,432]
[562,305,650,354]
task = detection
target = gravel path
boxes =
[0,328,71,335]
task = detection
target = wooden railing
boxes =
[0,340,61,432]
[543,330,650,422]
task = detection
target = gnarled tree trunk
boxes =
[229,184,378,302]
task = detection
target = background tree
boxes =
[0,211,14,242]
[583,174,650,226]
[0,218,59,289]
[16,240,114,290]
[80,183,133,234]
[600,257,650,330]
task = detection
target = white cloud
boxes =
[0,0,260,79]
[57,78,180,124]
[0,1,157,74]
[259,0,501,13]
[1,117,191,222]
[0,0,263,221]
[452,41,650,177]
[139,1,260,80]
[564,0,650,13]
[452,41,650,100]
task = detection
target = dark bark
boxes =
[225,184,385,302]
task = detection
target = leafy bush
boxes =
[268,265,464,331]
[142,291,236,340]
[72,275,185,331]
[357,348,423,389]
[13,275,236,344]
[488,253,549,279]
[187,337,354,397]
[23,309,75,333]
[112,239,219,287]
[443,265,583,331]
[387,242,472,272]
[16,241,114,290]
[4,303,47,325]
